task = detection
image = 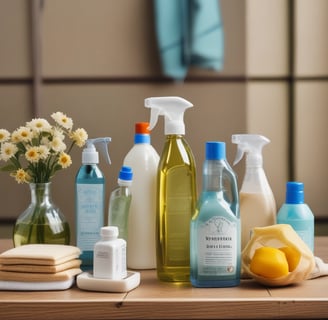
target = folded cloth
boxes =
[0,259,82,273]
[308,256,328,279]
[0,244,81,266]
[0,278,75,291]
[154,0,224,80]
[0,268,82,282]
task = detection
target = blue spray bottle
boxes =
[75,137,111,270]
[190,142,240,287]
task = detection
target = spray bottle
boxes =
[123,122,159,269]
[232,134,276,250]
[75,137,111,270]
[190,142,240,287]
[145,96,197,282]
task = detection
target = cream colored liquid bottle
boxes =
[232,134,276,250]
[239,190,276,250]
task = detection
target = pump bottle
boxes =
[75,137,111,270]
[108,166,133,242]
[190,142,240,287]
[145,96,197,282]
[232,134,276,250]
[123,122,159,269]
[277,181,314,252]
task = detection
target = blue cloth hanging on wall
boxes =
[153,0,224,80]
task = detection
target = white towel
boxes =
[0,278,75,291]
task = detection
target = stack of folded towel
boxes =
[0,244,82,291]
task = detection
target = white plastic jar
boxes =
[93,226,127,279]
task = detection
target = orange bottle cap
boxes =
[135,122,150,134]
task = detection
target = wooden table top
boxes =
[0,237,328,320]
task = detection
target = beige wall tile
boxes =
[0,0,31,77]
[246,0,289,76]
[295,0,328,76]
[294,82,328,217]
[246,82,289,207]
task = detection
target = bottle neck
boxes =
[29,182,52,205]
[202,160,225,192]
[134,133,150,144]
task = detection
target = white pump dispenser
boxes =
[76,137,111,270]
[232,134,276,250]
[145,96,197,282]
[82,137,111,165]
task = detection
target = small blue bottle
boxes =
[108,166,133,242]
[277,182,314,252]
[190,141,240,287]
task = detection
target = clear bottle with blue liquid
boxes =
[190,141,240,287]
[277,181,314,252]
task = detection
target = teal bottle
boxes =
[75,138,111,270]
[277,182,314,252]
[190,141,240,287]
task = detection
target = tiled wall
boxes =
[0,0,326,240]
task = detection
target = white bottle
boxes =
[123,122,159,269]
[232,134,276,250]
[94,226,127,280]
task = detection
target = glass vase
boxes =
[13,183,70,246]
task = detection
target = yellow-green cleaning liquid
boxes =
[157,135,197,282]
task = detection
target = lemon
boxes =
[279,246,301,272]
[250,246,289,278]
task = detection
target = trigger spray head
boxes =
[144,96,193,135]
[231,134,270,167]
[82,137,111,165]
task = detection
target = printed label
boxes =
[76,184,104,250]
[198,216,237,276]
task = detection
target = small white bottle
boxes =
[94,226,127,280]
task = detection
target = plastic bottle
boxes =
[123,122,159,269]
[190,141,240,287]
[108,166,133,242]
[277,181,314,252]
[232,134,276,250]
[75,137,111,270]
[94,226,127,280]
[145,96,197,282]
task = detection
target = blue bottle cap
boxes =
[286,181,304,204]
[205,141,225,160]
[118,166,133,181]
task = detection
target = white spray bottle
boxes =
[75,137,111,270]
[232,134,276,250]
[145,96,197,282]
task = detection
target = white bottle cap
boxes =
[101,226,119,239]
[82,143,99,164]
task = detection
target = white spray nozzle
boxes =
[144,96,193,135]
[83,137,111,165]
[231,134,270,166]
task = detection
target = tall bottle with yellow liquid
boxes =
[145,96,197,282]
[232,134,276,250]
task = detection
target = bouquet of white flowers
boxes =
[0,111,88,183]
